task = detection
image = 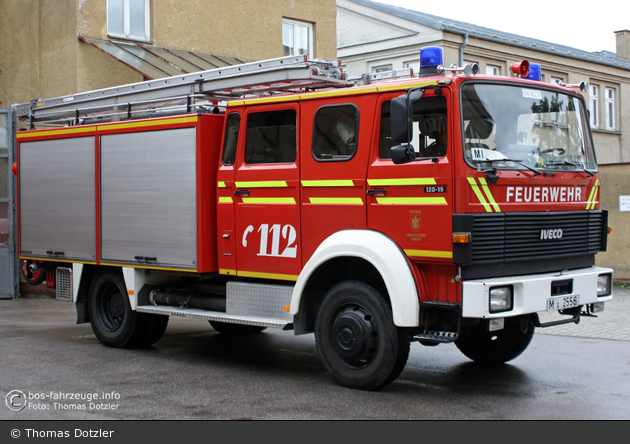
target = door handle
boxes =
[234,190,250,195]
[366,189,387,195]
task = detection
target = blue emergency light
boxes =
[522,63,542,81]
[420,46,443,75]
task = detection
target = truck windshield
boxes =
[461,83,597,172]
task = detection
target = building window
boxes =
[373,64,393,73]
[605,88,615,130]
[283,19,313,59]
[486,65,499,76]
[404,61,420,74]
[589,85,598,128]
[107,0,151,42]
[550,77,564,85]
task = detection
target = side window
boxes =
[379,96,448,159]
[245,110,297,164]
[222,113,240,166]
[312,105,359,161]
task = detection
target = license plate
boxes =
[547,295,580,311]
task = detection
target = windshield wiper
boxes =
[546,161,594,176]
[479,158,541,176]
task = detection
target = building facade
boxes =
[338,0,630,278]
[0,0,337,109]
[0,0,337,297]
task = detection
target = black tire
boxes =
[141,314,170,346]
[21,259,46,286]
[88,269,168,348]
[209,321,266,336]
[455,315,535,364]
[314,281,410,391]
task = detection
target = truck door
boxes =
[367,89,454,263]
[232,104,301,281]
[299,100,370,261]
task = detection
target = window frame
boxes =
[589,84,599,129]
[605,87,616,131]
[243,108,298,165]
[107,0,151,43]
[282,18,313,59]
[311,103,360,163]
[485,65,500,76]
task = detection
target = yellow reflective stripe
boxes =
[99,262,197,272]
[404,249,453,259]
[367,178,436,186]
[218,196,233,203]
[237,270,299,281]
[241,197,296,204]
[301,180,355,187]
[217,182,226,188]
[17,126,96,139]
[219,269,237,276]
[18,256,97,265]
[478,177,501,212]
[375,197,447,204]
[228,95,297,106]
[303,86,378,100]
[586,180,600,210]
[467,177,493,213]
[376,80,438,92]
[235,181,288,188]
[99,116,198,132]
[308,197,364,204]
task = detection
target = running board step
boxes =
[412,331,458,343]
[136,304,292,330]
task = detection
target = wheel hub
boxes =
[331,305,378,368]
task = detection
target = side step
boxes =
[136,304,292,330]
[136,281,294,330]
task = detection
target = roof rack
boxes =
[13,55,349,128]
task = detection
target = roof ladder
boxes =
[13,55,348,127]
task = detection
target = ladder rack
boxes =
[13,55,349,128]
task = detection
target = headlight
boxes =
[489,286,513,313]
[597,273,612,297]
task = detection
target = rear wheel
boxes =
[21,259,46,286]
[88,269,168,348]
[455,315,535,364]
[314,281,410,390]
[209,321,266,336]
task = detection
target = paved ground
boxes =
[536,284,630,341]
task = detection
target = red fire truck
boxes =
[12,49,613,390]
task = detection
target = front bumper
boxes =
[461,266,613,318]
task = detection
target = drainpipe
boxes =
[459,33,469,66]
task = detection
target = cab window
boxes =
[222,112,240,166]
[379,95,448,159]
[312,104,359,161]
[245,109,297,164]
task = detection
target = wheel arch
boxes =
[291,230,420,334]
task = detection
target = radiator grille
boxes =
[55,267,73,302]
[462,211,606,264]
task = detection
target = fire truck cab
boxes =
[13,49,613,390]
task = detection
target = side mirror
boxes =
[391,88,424,144]
[391,95,410,143]
[391,144,416,164]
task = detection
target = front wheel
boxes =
[314,281,410,390]
[455,315,535,364]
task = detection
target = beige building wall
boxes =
[0,0,337,108]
